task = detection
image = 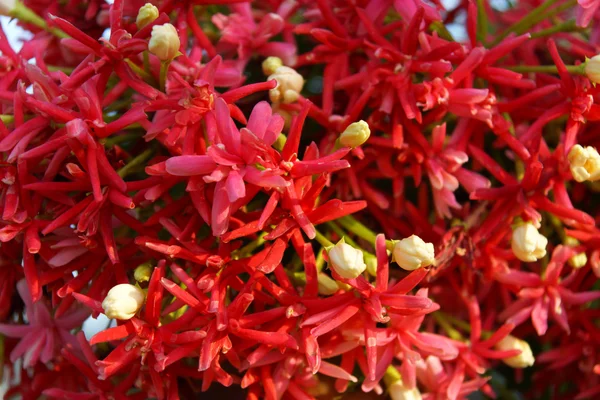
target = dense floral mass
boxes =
[1,0,600,398]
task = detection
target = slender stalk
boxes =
[125,59,154,83]
[432,312,465,341]
[117,148,154,178]
[507,64,586,75]
[529,19,582,39]
[492,0,576,45]
[11,3,68,38]
[336,216,378,244]
[314,229,334,248]
[159,61,171,92]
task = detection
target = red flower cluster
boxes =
[0,0,599,399]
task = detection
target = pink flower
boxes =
[0,279,89,367]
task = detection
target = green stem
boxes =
[11,2,68,38]
[529,19,582,39]
[117,148,154,178]
[314,229,334,248]
[0,115,15,124]
[143,51,151,75]
[476,0,488,44]
[507,64,586,75]
[336,216,378,245]
[433,312,465,341]
[125,59,154,83]
[102,133,142,147]
[47,65,74,74]
[493,0,559,43]
[159,61,171,92]
[429,21,455,42]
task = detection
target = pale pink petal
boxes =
[211,180,231,236]
[48,246,88,267]
[165,155,217,176]
[225,170,246,202]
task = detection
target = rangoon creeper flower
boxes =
[511,222,548,262]
[392,235,435,271]
[262,56,283,76]
[568,144,600,182]
[340,120,371,148]
[268,66,304,104]
[102,284,145,320]
[149,23,180,61]
[495,335,535,368]
[136,3,159,29]
[327,238,367,279]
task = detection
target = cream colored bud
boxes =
[327,238,366,279]
[568,144,600,182]
[392,235,435,271]
[317,273,339,295]
[585,55,600,84]
[102,284,145,320]
[0,0,16,16]
[262,56,283,76]
[495,335,535,368]
[511,222,547,262]
[136,3,159,29]
[268,66,304,104]
[389,379,422,400]
[149,23,180,61]
[565,237,588,269]
[134,263,153,282]
[340,120,371,148]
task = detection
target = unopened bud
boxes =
[585,55,600,84]
[136,3,159,29]
[149,23,180,61]
[327,238,366,279]
[511,222,547,262]
[102,284,145,320]
[268,66,304,104]
[340,120,371,148]
[565,237,588,269]
[134,263,153,282]
[495,335,535,368]
[392,235,435,271]
[568,144,600,182]
[389,379,422,400]
[262,56,283,76]
[0,0,16,16]
[317,273,339,295]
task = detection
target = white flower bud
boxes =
[568,144,600,182]
[511,222,547,262]
[268,66,304,104]
[495,335,535,368]
[136,3,159,29]
[389,379,422,400]
[317,273,339,295]
[585,55,600,84]
[262,56,283,76]
[0,0,16,16]
[327,238,366,279]
[149,23,180,61]
[102,284,145,320]
[340,120,371,148]
[392,235,435,271]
